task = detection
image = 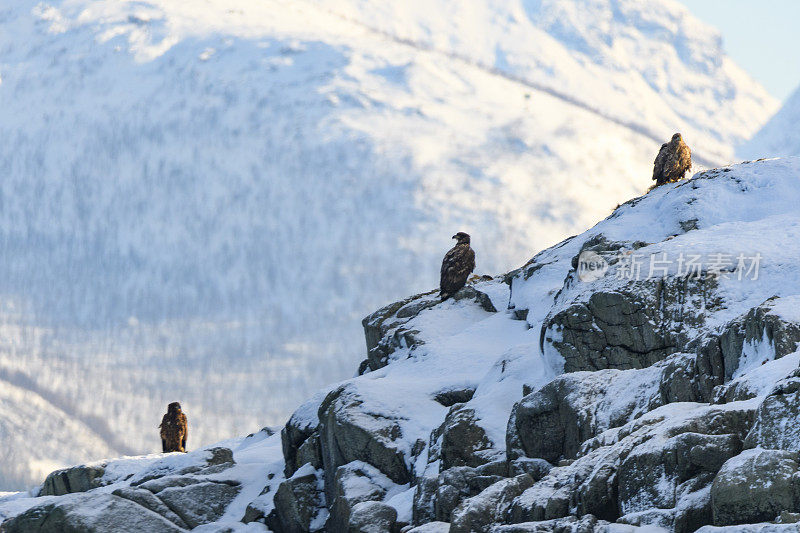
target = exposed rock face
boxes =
[439,404,502,469]
[347,501,398,533]
[1,494,186,533]
[542,273,719,373]
[744,371,800,451]
[327,462,395,532]
[318,384,410,493]
[40,465,105,497]
[449,474,535,533]
[267,466,327,533]
[361,286,496,372]
[711,449,800,526]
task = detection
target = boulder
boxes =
[411,474,438,525]
[347,501,397,533]
[318,384,410,498]
[433,466,504,522]
[403,522,450,533]
[282,394,325,478]
[508,402,756,525]
[0,493,185,533]
[507,365,664,464]
[155,481,240,529]
[448,474,535,533]
[111,487,189,529]
[744,372,800,451]
[440,404,502,470]
[266,465,327,533]
[711,449,800,526]
[361,286,495,371]
[542,274,718,372]
[40,464,106,496]
[617,432,742,514]
[327,461,395,532]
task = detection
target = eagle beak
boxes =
[452,235,457,239]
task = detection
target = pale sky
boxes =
[680,0,800,102]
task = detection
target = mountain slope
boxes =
[741,84,800,158]
[0,0,776,488]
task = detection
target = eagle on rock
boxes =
[652,133,692,186]
[440,232,475,300]
[159,402,188,453]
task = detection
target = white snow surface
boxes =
[0,0,779,489]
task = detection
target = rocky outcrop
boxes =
[318,384,410,492]
[711,449,800,526]
[266,465,327,533]
[326,462,396,532]
[1,494,186,533]
[40,465,105,497]
[542,271,720,373]
[744,370,800,451]
[361,285,496,372]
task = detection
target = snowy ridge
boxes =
[0,0,777,489]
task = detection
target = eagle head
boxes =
[168,402,182,412]
[452,232,471,245]
[672,133,682,142]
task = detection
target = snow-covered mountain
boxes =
[741,84,800,158]
[0,0,776,489]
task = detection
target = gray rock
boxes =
[411,474,438,525]
[266,467,326,533]
[617,432,742,513]
[440,404,502,470]
[361,287,495,372]
[111,486,189,528]
[449,474,535,533]
[403,522,450,533]
[508,458,553,480]
[542,274,719,373]
[282,408,320,478]
[697,524,800,532]
[347,501,397,533]
[432,386,476,407]
[508,366,663,464]
[711,449,800,526]
[0,493,185,533]
[318,384,410,498]
[490,514,603,532]
[327,462,395,532]
[745,372,800,451]
[40,464,106,496]
[509,401,756,525]
[434,466,504,522]
[156,481,240,529]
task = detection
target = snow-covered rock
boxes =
[6,159,800,531]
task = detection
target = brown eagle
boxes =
[652,133,692,186]
[159,402,188,453]
[440,232,475,300]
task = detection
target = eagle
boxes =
[652,133,692,186]
[440,232,475,300]
[159,402,188,453]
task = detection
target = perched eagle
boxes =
[159,402,188,453]
[652,133,692,186]
[440,232,475,300]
